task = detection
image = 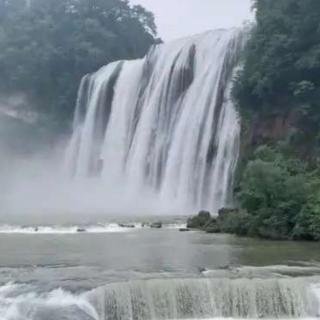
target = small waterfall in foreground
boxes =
[87,278,320,320]
[65,29,243,213]
[2,277,320,320]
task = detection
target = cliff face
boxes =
[245,111,297,148]
[241,106,320,165]
[234,109,299,188]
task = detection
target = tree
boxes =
[0,0,158,132]
[235,0,320,134]
[237,146,312,240]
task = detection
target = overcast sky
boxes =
[130,0,253,41]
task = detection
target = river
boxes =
[1,223,320,319]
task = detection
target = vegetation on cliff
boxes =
[235,145,320,240]
[235,0,320,132]
[0,0,158,132]
[232,0,320,240]
[189,146,320,240]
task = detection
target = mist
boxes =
[1,145,182,225]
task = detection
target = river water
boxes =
[1,222,320,319]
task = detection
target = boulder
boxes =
[187,210,211,229]
[218,208,239,219]
[199,210,211,219]
[119,224,135,228]
[150,222,162,229]
[186,207,245,235]
[204,219,221,233]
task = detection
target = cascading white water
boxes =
[66,29,243,214]
[2,278,320,320]
[88,278,320,320]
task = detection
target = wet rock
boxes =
[187,207,248,236]
[218,208,239,218]
[204,219,221,234]
[187,210,211,229]
[77,228,86,233]
[186,210,222,233]
[199,210,211,219]
[34,227,39,232]
[150,222,162,229]
[179,228,190,232]
[118,224,135,228]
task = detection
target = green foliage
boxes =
[237,145,320,240]
[0,0,158,130]
[219,210,251,236]
[233,0,320,241]
[293,180,320,240]
[234,0,320,135]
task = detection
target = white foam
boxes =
[0,223,192,234]
[166,223,187,229]
[0,283,98,320]
[202,265,320,279]
[0,223,140,235]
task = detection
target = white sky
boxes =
[130,0,253,41]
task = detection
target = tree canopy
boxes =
[0,0,158,131]
[235,0,320,129]
[235,145,320,240]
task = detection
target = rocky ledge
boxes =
[187,208,240,234]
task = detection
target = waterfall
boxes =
[65,29,243,213]
[2,278,320,320]
[87,278,320,320]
